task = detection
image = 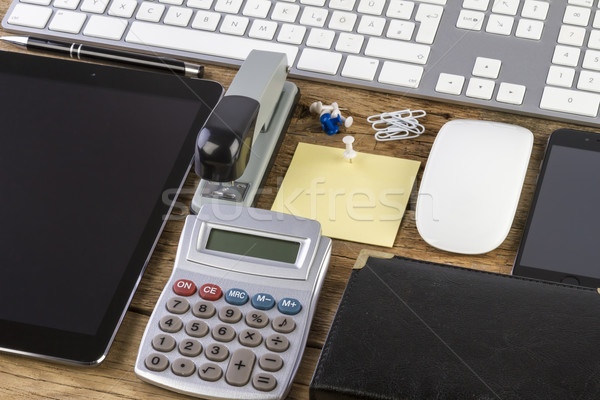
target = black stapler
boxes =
[191,50,300,212]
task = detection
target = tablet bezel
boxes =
[0,50,223,365]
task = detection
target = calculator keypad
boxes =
[141,279,302,394]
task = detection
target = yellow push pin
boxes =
[342,135,356,163]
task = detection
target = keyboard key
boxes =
[329,11,357,31]
[492,0,519,16]
[6,3,52,28]
[271,2,300,22]
[357,15,386,36]
[558,25,586,46]
[249,19,277,40]
[306,28,336,49]
[341,55,379,80]
[563,5,591,27]
[335,32,364,53]
[49,10,86,33]
[125,21,298,65]
[108,0,137,17]
[588,30,600,49]
[387,0,415,20]
[80,0,109,13]
[214,0,242,14]
[53,0,80,10]
[578,70,600,92]
[365,37,430,64]
[379,61,424,88]
[552,45,581,67]
[456,10,485,30]
[277,24,307,44]
[387,20,415,40]
[540,86,600,117]
[83,15,128,40]
[300,6,328,27]
[515,18,544,40]
[486,14,514,35]
[582,49,600,71]
[473,57,501,79]
[546,65,575,87]
[521,0,549,20]
[415,3,443,44]
[466,77,495,100]
[357,0,385,15]
[164,6,193,26]
[462,0,489,11]
[20,0,51,5]
[297,48,342,74]
[136,2,165,22]
[191,10,220,31]
[496,82,526,104]
[242,0,270,18]
[435,73,465,95]
[329,0,356,11]
[220,15,249,35]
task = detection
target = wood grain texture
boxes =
[1,13,600,399]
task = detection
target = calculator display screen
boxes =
[205,229,300,264]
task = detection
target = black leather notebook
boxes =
[310,251,600,400]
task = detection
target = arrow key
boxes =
[497,82,526,105]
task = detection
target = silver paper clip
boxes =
[367,109,426,141]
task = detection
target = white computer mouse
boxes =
[416,119,533,254]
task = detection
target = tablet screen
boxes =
[0,50,222,363]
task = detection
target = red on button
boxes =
[199,283,222,301]
[173,279,196,296]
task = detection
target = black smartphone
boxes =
[512,128,600,288]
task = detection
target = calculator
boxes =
[134,205,332,400]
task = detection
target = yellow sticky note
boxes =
[272,143,420,247]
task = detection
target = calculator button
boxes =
[259,353,283,372]
[205,343,229,362]
[185,319,209,338]
[159,315,183,333]
[225,348,256,386]
[173,279,196,296]
[145,353,169,371]
[171,358,196,377]
[251,293,275,310]
[198,362,223,381]
[212,324,236,342]
[218,306,242,323]
[192,301,216,318]
[277,298,302,315]
[265,334,290,352]
[252,373,277,392]
[199,283,222,301]
[225,288,249,305]
[151,334,176,352]
[245,310,269,328]
[178,338,203,357]
[239,328,262,347]
[166,297,190,314]
[272,316,296,333]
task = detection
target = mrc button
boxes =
[225,288,249,305]
[199,283,222,301]
[173,279,196,296]
[251,293,275,310]
[277,298,302,315]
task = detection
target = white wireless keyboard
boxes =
[4,0,600,128]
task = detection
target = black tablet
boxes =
[0,50,222,365]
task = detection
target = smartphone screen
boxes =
[512,129,600,288]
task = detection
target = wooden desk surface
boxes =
[1,4,599,398]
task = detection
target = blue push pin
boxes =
[310,101,353,135]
